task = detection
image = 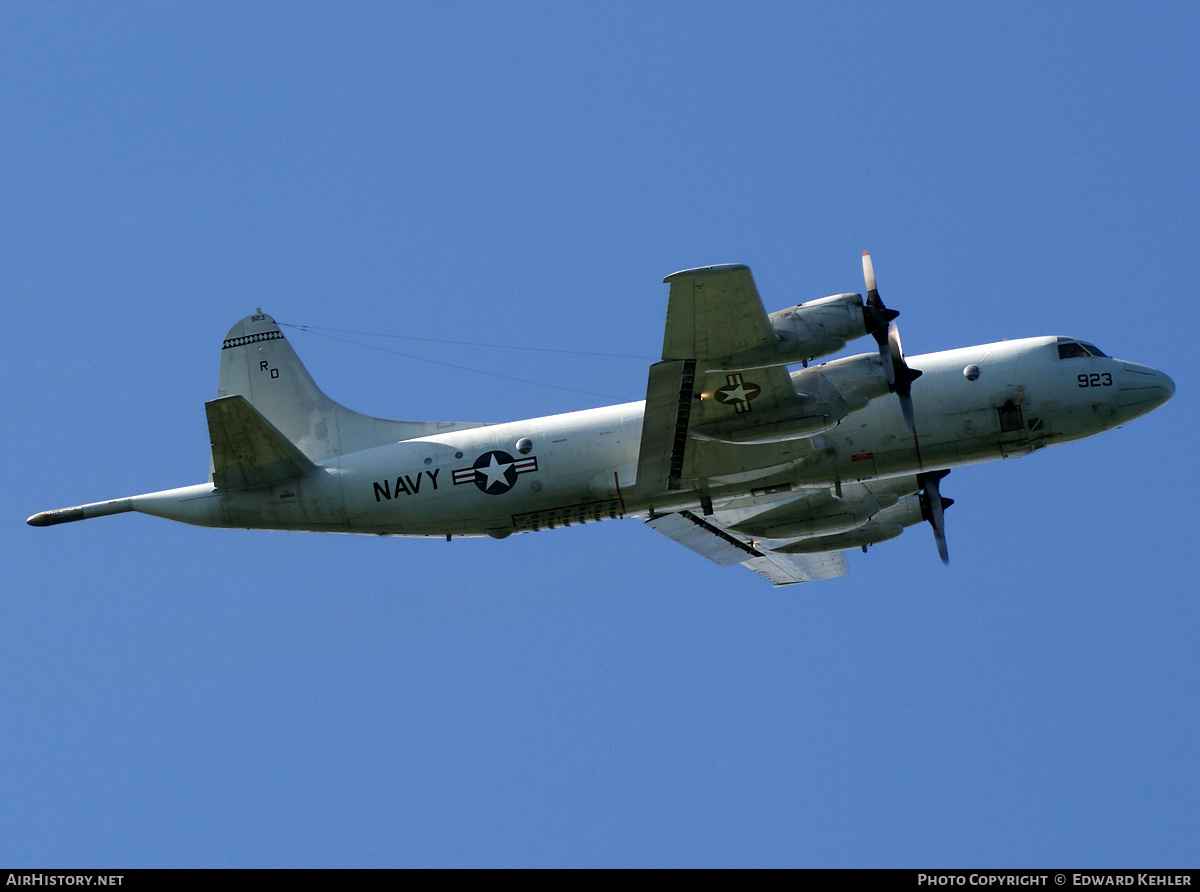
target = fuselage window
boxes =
[1079,341,1108,357]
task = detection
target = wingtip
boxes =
[663,263,750,283]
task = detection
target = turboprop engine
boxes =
[715,293,870,371]
[774,493,926,554]
[774,472,955,559]
[731,477,914,540]
[691,352,892,445]
[790,351,893,415]
[686,350,892,444]
[766,293,870,364]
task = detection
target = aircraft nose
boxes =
[1115,363,1174,419]
[1158,369,1176,403]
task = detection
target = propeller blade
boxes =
[861,251,898,350]
[918,472,952,565]
[861,252,921,430]
[887,321,903,387]
[889,322,922,429]
[898,383,917,432]
[887,319,903,360]
[862,251,878,300]
[880,344,896,386]
[932,505,949,565]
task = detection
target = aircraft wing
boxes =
[646,475,940,585]
[646,510,848,586]
[659,263,776,362]
[636,264,816,496]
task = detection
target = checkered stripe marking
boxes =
[223,331,285,350]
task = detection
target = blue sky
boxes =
[3,2,1197,867]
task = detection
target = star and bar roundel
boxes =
[714,374,761,414]
[452,450,539,495]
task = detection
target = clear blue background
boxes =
[3,2,1196,867]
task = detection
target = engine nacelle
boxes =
[791,352,891,414]
[775,494,925,554]
[731,482,900,539]
[769,292,869,359]
[691,353,891,445]
[711,293,869,371]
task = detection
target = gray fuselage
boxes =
[124,336,1172,538]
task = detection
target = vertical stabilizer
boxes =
[217,312,488,462]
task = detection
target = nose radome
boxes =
[1141,367,1175,408]
[1159,370,1176,402]
[1116,363,1174,418]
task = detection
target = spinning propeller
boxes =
[917,471,954,565]
[862,255,950,565]
[862,252,922,431]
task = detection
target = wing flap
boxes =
[206,395,317,490]
[646,510,764,567]
[635,360,696,494]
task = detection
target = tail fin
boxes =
[217,311,488,462]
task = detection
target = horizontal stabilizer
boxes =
[206,395,317,490]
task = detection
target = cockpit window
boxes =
[1056,338,1108,359]
[1057,341,1090,359]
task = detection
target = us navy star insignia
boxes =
[714,374,761,414]
[451,450,539,495]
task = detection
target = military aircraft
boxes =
[27,254,1174,585]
